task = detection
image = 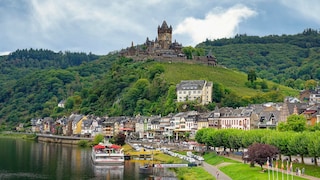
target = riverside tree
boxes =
[247,143,279,169]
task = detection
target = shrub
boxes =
[77,140,89,147]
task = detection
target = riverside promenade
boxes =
[206,154,320,180]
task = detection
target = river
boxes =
[0,138,176,180]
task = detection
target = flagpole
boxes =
[290,162,293,180]
[267,157,270,180]
[276,161,279,180]
[286,160,289,180]
[281,160,284,180]
[272,158,275,180]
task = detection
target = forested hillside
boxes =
[0,49,114,126]
[3,28,319,128]
[197,28,320,89]
[0,50,297,129]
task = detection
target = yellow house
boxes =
[70,114,87,135]
[197,118,209,130]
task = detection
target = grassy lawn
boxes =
[272,160,320,178]
[173,167,215,180]
[153,153,187,164]
[161,62,298,97]
[204,153,310,180]
[122,144,134,152]
[295,163,320,178]
[203,152,239,165]
[220,163,308,180]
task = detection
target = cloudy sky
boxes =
[1,0,320,55]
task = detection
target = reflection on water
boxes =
[0,138,177,180]
[92,164,124,179]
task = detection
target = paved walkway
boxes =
[202,155,320,180]
[202,162,232,180]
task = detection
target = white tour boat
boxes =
[91,143,124,165]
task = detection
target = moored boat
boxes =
[91,143,124,165]
[139,163,154,174]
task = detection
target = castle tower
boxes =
[157,20,172,49]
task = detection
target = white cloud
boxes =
[174,5,257,45]
[1,0,319,54]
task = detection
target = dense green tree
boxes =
[164,85,177,115]
[288,132,309,164]
[212,83,227,103]
[247,69,257,84]
[92,134,105,145]
[278,114,307,132]
[307,132,320,166]
[182,46,194,59]
[221,92,244,108]
[304,79,317,90]
[113,132,126,146]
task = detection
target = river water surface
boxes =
[0,137,176,180]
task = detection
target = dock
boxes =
[125,149,161,160]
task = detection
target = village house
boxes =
[42,117,54,134]
[81,117,93,137]
[69,114,84,136]
[309,87,320,105]
[302,105,320,126]
[134,115,147,139]
[218,107,251,130]
[58,100,65,108]
[90,118,101,137]
[207,106,221,128]
[159,115,173,141]
[176,80,213,105]
[29,95,320,140]
[170,111,198,141]
[197,112,210,129]
[255,103,280,129]
[119,117,135,138]
[30,118,43,133]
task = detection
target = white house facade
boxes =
[176,80,213,105]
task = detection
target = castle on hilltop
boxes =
[120,20,217,66]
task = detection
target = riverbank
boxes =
[0,132,37,140]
